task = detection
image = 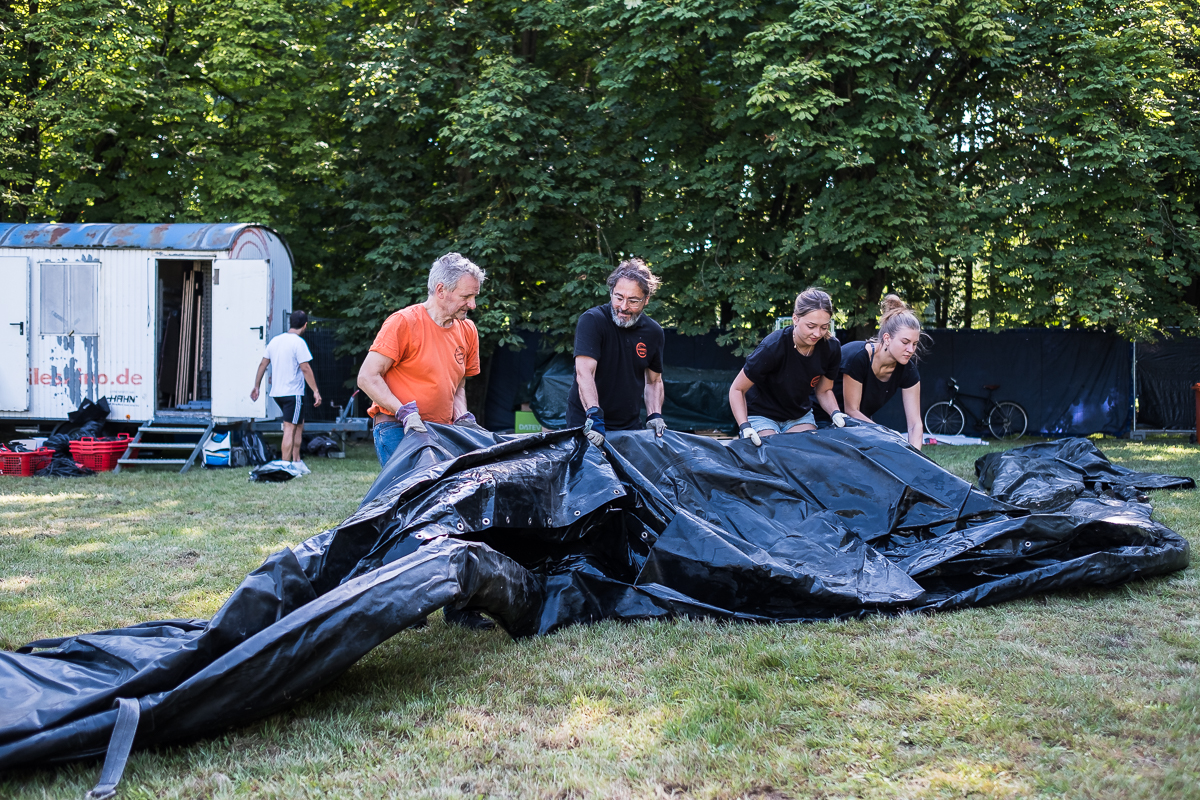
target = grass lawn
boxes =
[1,437,1197,799]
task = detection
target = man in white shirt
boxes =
[251,311,322,470]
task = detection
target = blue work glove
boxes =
[739,421,762,447]
[582,406,606,447]
[645,412,667,437]
[396,401,426,434]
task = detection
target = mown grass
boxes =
[1,437,1197,799]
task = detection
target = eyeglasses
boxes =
[612,293,646,308]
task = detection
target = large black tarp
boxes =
[0,426,1190,770]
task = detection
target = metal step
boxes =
[114,417,214,474]
[123,442,199,450]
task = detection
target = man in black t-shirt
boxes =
[566,259,667,446]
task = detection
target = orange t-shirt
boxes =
[367,304,480,424]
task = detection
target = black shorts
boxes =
[274,395,305,425]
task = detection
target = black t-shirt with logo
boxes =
[743,328,841,422]
[817,339,920,420]
[566,304,665,430]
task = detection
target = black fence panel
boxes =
[302,328,361,422]
[872,329,1131,437]
[1135,333,1200,430]
[484,327,1155,437]
[485,329,743,432]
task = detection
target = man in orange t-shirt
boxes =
[357,253,486,467]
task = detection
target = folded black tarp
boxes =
[976,437,1196,510]
[1,426,1191,772]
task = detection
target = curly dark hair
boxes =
[606,257,660,297]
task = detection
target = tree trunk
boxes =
[963,259,973,329]
[936,260,950,328]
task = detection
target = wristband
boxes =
[584,406,605,436]
[646,412,663,422]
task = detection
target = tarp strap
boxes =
[84,698,140,800]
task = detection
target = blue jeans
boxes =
[747,411,816,434]
[372,419,406,466]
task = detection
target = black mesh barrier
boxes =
[486,329,743,432]
[302,328,361,422]
[873,329,1133,438]
[498,328,1140,437]
[1134,332,1200,430]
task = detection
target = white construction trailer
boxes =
[0,223,293,442]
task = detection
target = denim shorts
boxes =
[747,410,816,434]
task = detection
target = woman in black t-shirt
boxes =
[840,294,924,449]
[728,288,850,446]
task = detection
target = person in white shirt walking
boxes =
[251,311,322,470]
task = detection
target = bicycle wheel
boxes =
[988,401,1028,440]
[924,402,965,436]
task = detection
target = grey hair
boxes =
[605,257,660,297]
[427,252,486,295]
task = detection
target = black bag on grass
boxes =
[241,432,275,465]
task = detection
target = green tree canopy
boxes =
[4,0,1198,354]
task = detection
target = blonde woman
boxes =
[818,294,924,449]
[728,288,849,446]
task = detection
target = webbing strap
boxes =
[84,698,140,800]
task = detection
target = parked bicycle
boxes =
[924,378,1029,440]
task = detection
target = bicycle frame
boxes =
[926,378,1029,440]
[941,380,998,429]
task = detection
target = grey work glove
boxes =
[831,411,850,428]
[738,421,762,447]
[582,406,606,447]
[453,412,487,432]
[645,413,667,437]
[396,401,427,434]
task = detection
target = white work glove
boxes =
[645,413,667,437]
[397,401,427,434]
[582,406,606,447]
[831,411,849,428]
[738,422,762,447]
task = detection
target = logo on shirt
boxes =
[810,375,821,388]
[636,342,647,358]
[454,346,466,365]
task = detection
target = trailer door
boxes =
[210,259,269,419]
[0,256,31,411]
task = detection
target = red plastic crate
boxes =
[0,448,54,477]
[68,435,133,472]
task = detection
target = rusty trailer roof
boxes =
[0,222,271,250]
